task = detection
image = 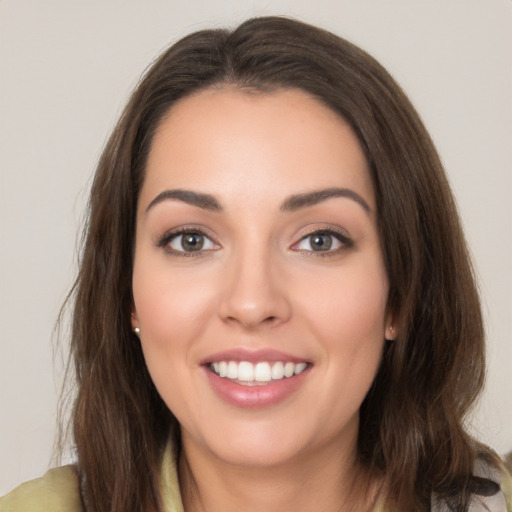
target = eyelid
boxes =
[157,225,220,256]
[290,226,354,255]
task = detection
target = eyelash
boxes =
[157,227,219,257]
[157,227,353,257]
[292,228,353,257]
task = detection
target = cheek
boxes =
[132,274,211,420]
[298,259,389,344]
[133,256,216,339]
[131,259,217,395]
[295,258,388,403]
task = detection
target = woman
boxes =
[1,16,510,512]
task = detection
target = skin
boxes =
[131,87,395,511]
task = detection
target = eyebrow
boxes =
[145,186,371,215]
[146,189,222,213]
[281,187,371,213]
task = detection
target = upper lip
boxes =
[200,348,310,365]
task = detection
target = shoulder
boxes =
[471,461,512,512]
[0,466,82,512]
[502,466,512,511]
[375,467,512,512]
[431,464,512,512]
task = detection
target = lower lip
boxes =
[204,367,310,408]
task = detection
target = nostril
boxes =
[263,315,283,327]
[224,314,280,328]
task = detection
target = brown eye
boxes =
[309,234,333,251]
[166,231,217,253]
[293,229,353,254]
[181,233,204,251]
[296,232,340,252]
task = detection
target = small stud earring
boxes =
[386,326,395,341]
[133,327,140,337]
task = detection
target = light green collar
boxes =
[159,441,185,512]
[157,441,385,512]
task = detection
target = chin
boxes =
[207,437,306,469]
[182,416,341,470]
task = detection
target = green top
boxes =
[1,444,511,511]
[0,442,183,512]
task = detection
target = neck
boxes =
[178,431,378,512]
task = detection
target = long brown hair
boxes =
[65,16,499,511]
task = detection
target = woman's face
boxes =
[132,87,393,468]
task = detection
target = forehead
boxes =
[141,87,374,210]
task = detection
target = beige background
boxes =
[1,0,511,495]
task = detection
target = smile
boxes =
[203,351,312,408]
[210,361,309,385]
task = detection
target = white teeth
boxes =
[238,361,254,381]
[271,361,285,380]
[254,362,272,382]
[227,361,238,379]
[210,360,308,382]
[294,362,307,375]
[284,362,295,378]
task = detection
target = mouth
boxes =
[208,360,309,386]
[202,350,312,408]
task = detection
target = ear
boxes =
[384,311,398,341]
[131,306,139,331]
[385,324,397,341]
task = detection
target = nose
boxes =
[218,246,292,329]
